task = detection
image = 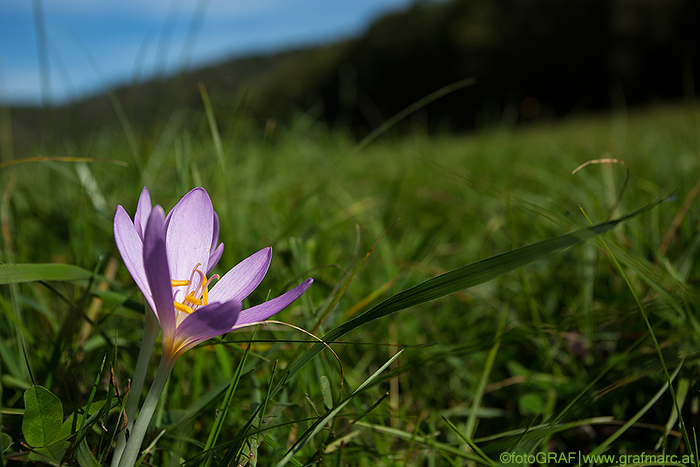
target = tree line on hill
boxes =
[7,0,700,150]
[256,0,699,133]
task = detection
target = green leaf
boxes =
[22,385,64,448]
[518,392,546,416]
[320,375,333,411]
[0,263,93,285]
[28,438,70,464]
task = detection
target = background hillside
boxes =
[5,0,700,154]
[2,0,700,464]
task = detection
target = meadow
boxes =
[1,99,699,466]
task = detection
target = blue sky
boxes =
[0,0,414,106]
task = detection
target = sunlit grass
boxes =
[1,100,699,465]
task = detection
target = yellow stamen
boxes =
[184,293,204,306]
[202,274,219,305]
[174,301,195,314]
[172,264,216,315]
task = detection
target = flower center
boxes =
[171,264,218,314]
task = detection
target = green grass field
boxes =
[1,100,699,466]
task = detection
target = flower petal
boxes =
[114,205,154,311]
[233,278,313,329]
[173,300,241,357]
[207,212,223,273]
[143,205,176,339]
[165,188,214,290]
[133,187,152,240]
[207,243,224,275]
[210,211,220,253]
[209,247,272,303]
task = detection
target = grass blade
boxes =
[465,304,508,440]
[355,421,485,462]
[588,362,682,456]
[441,416,497,467]
[202,332,256,467]
[0,264,93,284]
[275,197,667,393]
[273,349,404,467]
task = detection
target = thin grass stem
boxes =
[111,309,159,467]
[117,353,176,467]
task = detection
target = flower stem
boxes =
[117,352,176,467]
[111,310,159,467]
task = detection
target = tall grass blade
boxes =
[465,304,508,440]
[0,156,127,169]
[76,440,100,467]
[198,83,226,173]
[441,416,497,467]
[583,206,693,456]
[68,29,143,173]
[277,77,477,240]
[0,264,93,284]
[275,197,667,392]
[79,354,107,432]
[31,0,54,146]
[656,377,689,450]
[355,421,485,462]
[201,332,255,467]
[588,363,682,456]
[273,349,404,467]
[354,77,476,154]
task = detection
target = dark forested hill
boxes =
[7,0,700,150]
[254,0,700,132]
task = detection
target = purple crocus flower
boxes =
[114,187,312,360]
